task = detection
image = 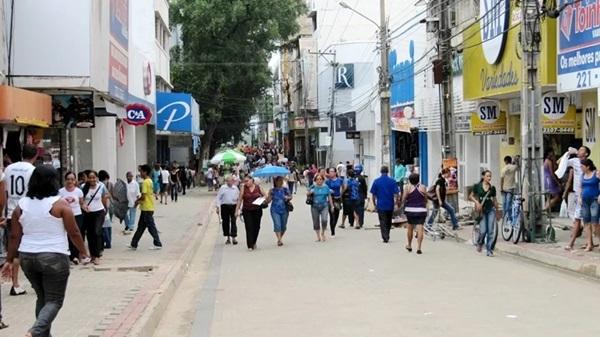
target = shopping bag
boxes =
[559,200,568,218]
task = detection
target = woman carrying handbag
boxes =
[469,170,501,257]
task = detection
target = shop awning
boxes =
[0,85,52,127]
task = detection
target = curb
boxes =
[100,201,215,337]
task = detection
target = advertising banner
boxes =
[542,92,576,134]
[52,95,94,128]
[471,101,507,135]
[558,0,600,92]
[335,111,356,132]
[390,40,416,133]
[109,0,129,102]
[156,92,200,134]
[442,158,459,193]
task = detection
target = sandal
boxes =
[405,246,412,252]
[564,245,573,251]
[0,321,8,329]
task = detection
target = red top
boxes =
[242,185,263,211]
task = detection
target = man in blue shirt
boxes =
[370,166,400,243]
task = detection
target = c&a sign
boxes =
[471,100,507,135]
[124,103,152,126]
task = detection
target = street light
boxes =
[338,1,391,167]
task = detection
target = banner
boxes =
[108,0,129,102]
[156,92,200,134]
[542,92,575,134]
[442,158,459,193]
[471,101,507,135]
[391,105,413,133]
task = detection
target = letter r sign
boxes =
[335,64,354,89]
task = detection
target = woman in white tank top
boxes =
[1,165,88,337]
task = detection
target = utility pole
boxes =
[300,57,310,165]
[328,53,338,167]
[521,0,544,242]
[435,0,456,160]
[379,0,392,167]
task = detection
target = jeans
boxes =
[427,201,459,229]
[103,227,112,249]
[288,181,296,194]
[68,215,84,261]
[478,209,497,253]
[130,211,163,248]
[271,210,289,233]
[581,198,600,224]
[242,208,263,249]
[378,210,393,242]
[171,184,178,202]
[311,205,329,231]
[329,200,341,235]
[220,204,237,237]
[502,190,514,222]
[82,210,105,258]
[355,198,366,226]
[125,207,137,231]
[20,252,70,337]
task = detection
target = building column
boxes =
[92,116,118,179]
[116,121,137,180]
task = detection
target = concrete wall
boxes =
[0,0,7,84]
[92,117,118,179]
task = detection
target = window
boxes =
[479,136,489,169]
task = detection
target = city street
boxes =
[154,197,600,337]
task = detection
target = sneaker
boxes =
[10,286,26,296]
[149,246,163,250]
[225,238,231,245]
[487,251,494,257]
[340,225,346,229]
[232,238,238,245]
[126,245,137,250]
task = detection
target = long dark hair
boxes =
[27,165,60,200]
[480,169,492,182]
[581,159,596,172]
[82,170,98,197]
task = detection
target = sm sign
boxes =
[335,64,354,89]
[471,100,506,135]
[542,92,575,134]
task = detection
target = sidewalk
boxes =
[362,207,600,279]
[1,188,216,337]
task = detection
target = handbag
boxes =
[305,193,314,205]
[473,186,493,222]
[286,201,294,212]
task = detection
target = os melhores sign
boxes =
[557,0,600,92]
[542,92,576,134]
[156,92,200,135]
[480,0,510,65]
[471,100,507,135]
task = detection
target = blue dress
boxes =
[270,187,290,215]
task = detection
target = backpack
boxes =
[111,179,129,222]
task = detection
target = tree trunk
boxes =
[199,123,218,169]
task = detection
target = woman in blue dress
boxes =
[266,176,292,246]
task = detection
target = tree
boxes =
[170,0,306,166]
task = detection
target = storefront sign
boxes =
[585,102,597,143]
[442,158,459,193]
[109,0,129,102]
[124,103,152,126]
[335,64,354,89]
[558,0,600,92]
[390,41,416,133]
[345,131,360,139]
[52,94,94,128]
[156,92,200,134]
[471,100,507,135]
[480,0,509,64]
[335,111,356,132]
[542,92,575,134]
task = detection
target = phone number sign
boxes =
[557,0,600,93]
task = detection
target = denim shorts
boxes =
[581,198,599,224]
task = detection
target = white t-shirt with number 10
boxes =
[3,161,35,218]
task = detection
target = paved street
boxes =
[154,197,600,337]
[1,188,213,337]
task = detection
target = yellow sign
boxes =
[471,101,507,135]
[542,92,575,134]
[463,5,557,100]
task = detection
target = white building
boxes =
[6,0,160,180]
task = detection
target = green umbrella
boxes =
[210,149,246,165]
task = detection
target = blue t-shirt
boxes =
[370,174,400,211]
[581,173,600,200]
[326,178,343,198]
[345,177,360,200]
[270,187,290,214]
[311,184,331,206]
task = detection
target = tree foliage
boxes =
[170,0,306,160]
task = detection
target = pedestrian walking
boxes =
[266,176,292,246]
[1,165,89,337]
[178,165,188,195]
[2,144,38,296]
[427,168,459,230]
[287,165,298,194]
[216,176,240,245]
[170,166,180,203]
[336,162,347,179]
[500,156,518,222]
[556,146,591,250]
[152,164,161,200]
[354,164,368,229]
[370,166,400,243]
[129,165,163,250]
[342,168,361,228]
[0,168,8,330]
[58,172,85,264]
[77,171,87,187]
[402,173,428,254]
[125,172,140,234]
[160,165,170,204]
[326,168,343,235]
[579,159,599,251]
[394,158,407,193]
[236,177,265,250]
[98,170,113,249]
[469,170,500,257]
[81,170,109,264]
[308,174,334,242]
[543,149,561,211]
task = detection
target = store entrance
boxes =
[543,134,581,157]
[392,128,419,166]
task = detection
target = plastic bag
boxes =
[559,199,568,218]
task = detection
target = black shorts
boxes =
[405,213,426,225]
[160,183,167,193]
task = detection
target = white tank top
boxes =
[18,196,69,255]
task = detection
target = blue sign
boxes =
[389,41,415,133]
[335,64,354,89]
[157,92,198,134]
[557,0,600,92]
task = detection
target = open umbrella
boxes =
[252,165,290,178]
[210,149,246,164]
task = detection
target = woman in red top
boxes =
[236,177,266,250]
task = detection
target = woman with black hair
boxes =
[1,165,89,337]
[469,170,500,257]
[59,171,85,264]
[98,170,113,249]
[81,171,109,264]
[579,159,598,251]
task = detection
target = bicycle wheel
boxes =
[491,219,499,250]
[501,214,513,241]
[512,213,523,244]
[545,224,556,242]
